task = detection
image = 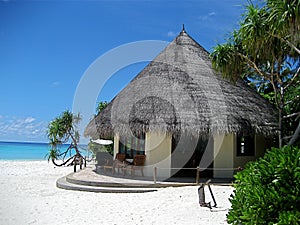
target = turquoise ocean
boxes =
[0,141,88,160]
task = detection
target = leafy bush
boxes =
[87,141,114,157]
[227,146,300,224]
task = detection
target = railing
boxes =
[73,160,240,185]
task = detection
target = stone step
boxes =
[56,176,158,193]
[66,173,196,188]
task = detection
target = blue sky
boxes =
[0,0,250,143]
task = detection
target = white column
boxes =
[213,134,234,178]
[113,134,119,158]
[144,132,172,178]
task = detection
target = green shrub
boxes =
[87,141,114,157]
[227,146,300,224]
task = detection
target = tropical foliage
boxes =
[87,101,113,156]
[96,101,108,115]
[46,110,85,166]
[227,146,300,224]
[87,141,114,157]
[211,1,300,224]
[211,0,300,147]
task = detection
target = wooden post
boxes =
[207,183,217,207]
[80,158,82,170]
[74,159,77,173]
[198,183,205,206]
[198,183,211,209]
[153,167,157,184]
[196,166,200,184]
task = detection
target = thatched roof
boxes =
[85,28,278,139]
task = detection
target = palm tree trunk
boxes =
[278,109,283,148]
[278,87,284,147]
[51,156,75,167]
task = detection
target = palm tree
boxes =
[267,0,300,54]
[211,1,300,147]
[46,110,85,166]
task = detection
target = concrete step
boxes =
[66,173,196,188]
[56,176,158,193]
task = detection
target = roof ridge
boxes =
[174,26,210,60]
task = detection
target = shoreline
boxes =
[0,160,233,225]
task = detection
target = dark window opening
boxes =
[237,135,255,156]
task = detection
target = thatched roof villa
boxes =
[85,27,277,179]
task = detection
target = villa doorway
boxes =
[171,134,213,178]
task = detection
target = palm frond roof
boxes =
[85,28,277,139]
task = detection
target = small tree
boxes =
[47,110,85,166]
[227,146,300,224]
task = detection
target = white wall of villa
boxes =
[213,134,235,178]
[144,132,172,178]
[213,134,267,178]
[113,132,267,179]
[113,131,172,178]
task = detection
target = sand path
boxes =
[0,161,233,225]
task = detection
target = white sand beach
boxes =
[0,161,234,225]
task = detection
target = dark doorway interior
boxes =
[171,134,213,178]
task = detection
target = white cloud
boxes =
[0,116,48,142]
[198,11,216,21]
[51,81,60,87]
[167,31,176,37]
[24,117,35,123]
